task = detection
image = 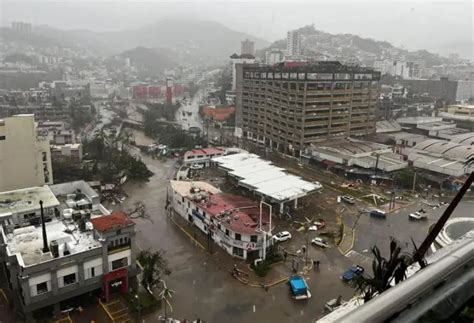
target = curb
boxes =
[169,215,206,251]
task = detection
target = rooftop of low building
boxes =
[90,211,134,233]
[2,219,101,267]
[0,186,59,218]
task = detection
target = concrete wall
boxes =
[0,114,53,191]
[169,188,265,259]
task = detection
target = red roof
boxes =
[184,147,225,158]
[197,193,271,235]
[202,106,235,122]
[91,212,134,232]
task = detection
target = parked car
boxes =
[272,231,292,242]
[311,237,329,248]
[409,211,427,220]
[190,163,204,170]
[342,265,364,282]
[369,209,386,219]
[341,195,356,204]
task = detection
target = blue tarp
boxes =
[289,276,307,295]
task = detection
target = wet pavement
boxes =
[114,138,474,323]
[115,148,354,323]
[175,91,204,131]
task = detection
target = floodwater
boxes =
[117,141,353,323]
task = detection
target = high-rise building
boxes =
[0,114,53,191]
[11,21,32,33]
[235,62,380,156]
[286,30,301,56]
[229,53,257,92]
[241,39,255,56]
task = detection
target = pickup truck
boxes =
[289,275,311,300]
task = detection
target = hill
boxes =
[34,19,269,64]
[258,24,450,67]
[118,47,178,76]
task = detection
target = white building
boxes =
[265,49,284,66]
[51,143,83,161]
[373,60,420,79]
[286,30,301,56]
[168,181,272,259]
[0,114,53,191]
[229,53,257,91]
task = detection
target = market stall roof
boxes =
[213,153,321,202]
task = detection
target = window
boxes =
[250,235,258,242]
[36,282,48,295]
[235,233,241,241]
[0,135,5,141]
[42,151,47,162]
[225,229,229,236]
[232,246,244,257]
[90,267,95,277]
[111,257,128,270]
[63,273,76,286]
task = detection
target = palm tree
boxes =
[352,238,411,302]
[158,279,175,320]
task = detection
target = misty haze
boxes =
[0,1,473,323]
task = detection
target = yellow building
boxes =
[445,104,474,117]
[0,114,53,191]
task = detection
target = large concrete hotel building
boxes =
[235,61,381,156]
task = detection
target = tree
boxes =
[138,250,170,293]
[352,238,411,302]
[158,280,175,320]
[397,168,415,189]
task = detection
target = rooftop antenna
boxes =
[40,200,49,253]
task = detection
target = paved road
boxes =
[175,90,204,131]
[352,199,474,265]
[117,150,354,323]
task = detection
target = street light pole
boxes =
[260,200,272,260]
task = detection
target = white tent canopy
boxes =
[212,153,321,203]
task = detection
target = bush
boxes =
[250,250,284,277]
[125,292,160,314]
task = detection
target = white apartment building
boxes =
[229,53,257,91]
[373,60,420,79]
[0,114,53,191]
[265,49,284,66]
[286,30,301,56]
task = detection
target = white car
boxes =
[190,163,204,170]
[311,237,329,248]
[272,231,292,242]
[341,195,356,204]
[409,212,427,220]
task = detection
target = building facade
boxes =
[241,39,255,56]
[168,181,272,260]
[0,211,136,320]
[0,114,53,191]
[230,54,257,92]
[286,31,301,57]
[236,62,380,156]
[265,49,285,66]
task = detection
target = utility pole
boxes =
[260,200,272,260]
[412,171,417,193]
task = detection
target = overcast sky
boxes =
[1,0,473,58]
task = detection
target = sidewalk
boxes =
[168,211,313,289]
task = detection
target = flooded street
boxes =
[175,90,204,131]
[115,140,352,323]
